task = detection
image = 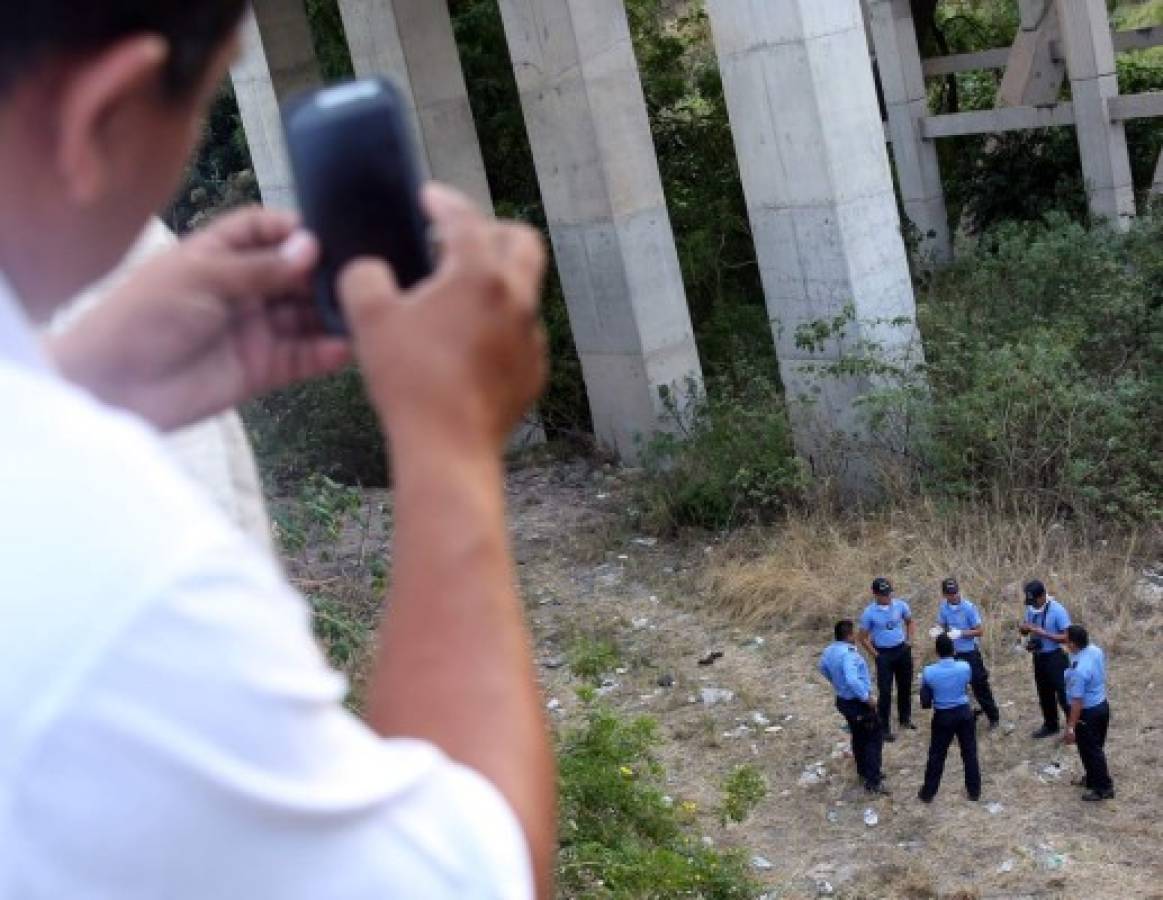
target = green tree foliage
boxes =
[914,213,1163,521]
[557,705,756,898]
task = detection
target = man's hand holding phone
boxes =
[339,183,548,460]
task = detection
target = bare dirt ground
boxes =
[279,458,1163,899]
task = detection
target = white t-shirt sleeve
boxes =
[7,537,533,900]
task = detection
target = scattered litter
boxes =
[779,693,788,700]
[701,836,715,848]
[1002,701,1015,708]
[798,764,827,785]
[596,681,619,697]
[546,697,561,711]
[541,656,565,669]
[764,725,784,734]
[700,687,735,706]
[863,808,879,827]
[784,714,795,722]
[687,695,697,704]
[750,711,771,727]
[697,650,725,666]
[751,856,774,871]
[826,809,840,824]
[648,594,659,603]
[595,493,609,500]
[987,802,1004,815]
[537,595,558,606]
[614,666,628,675]
[1001,722,1016,735]
[997,859,1015,874]
[743,636,766,647]
[816,881,835,896]
[631,617,650,629]
[657,673,675,688]
[661,795,673,807]
[616,554,629,560]
[831,740,851,759]
[1036,847,1067,871]
[1039,762,1064,782]
[631,537,658,548]
[722,725,752,739]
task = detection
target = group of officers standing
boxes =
[818,577,1114,803]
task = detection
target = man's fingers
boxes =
[210,237,320,299]
[193,206,301,251]
[338,258,403,332]
[494,223,547,316]
[423,182,489,271]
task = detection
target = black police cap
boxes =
[1024,579,1046,602]
[871,577,892,596]
[941,578,959,594]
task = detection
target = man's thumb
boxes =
[338,258,402,331]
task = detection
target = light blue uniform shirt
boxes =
[1067,645,1107,709]
[1024,598,1070,654]
[938,598,982,653]
[818,641,871,701]
[922,658,972,710]
[860,598,911,649]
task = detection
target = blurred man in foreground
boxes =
[0,2,554,896]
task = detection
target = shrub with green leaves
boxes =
[720,765,767,826]
[639,366,807,533]
[569,637,621,686]
[910,214,1163,521]
[557,706,756,898]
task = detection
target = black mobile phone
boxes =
[282,77,432,334]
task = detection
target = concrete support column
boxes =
[868,0,952,266]
[229,1,322,209]
[707,0,923,488]
[1055,0,1136,228]
[496,0,703,460]
[337,0,493,211]
[999,0,1066,106]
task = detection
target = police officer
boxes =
[1018,579,1071,738]
[917,634,981,802]
[858,577,915,741]
[819,619,887,795]
[1064,625,1114,801]
[936,577,1000,729]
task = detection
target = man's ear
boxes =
[57,35,170,205]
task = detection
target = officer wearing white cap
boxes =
[819,619,887,795]
[936,578,1000,729]
[1064,625,1114,801]
[1018,579,1072,738]
[858,577,916,741]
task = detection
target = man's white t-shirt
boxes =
[0,279,532,899]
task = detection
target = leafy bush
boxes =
[557,706,756,898]
[639,367,807,533]
[910,214,1163,521]
[720,765,766,826]
[569,637,622,686]
[245,370,386,489]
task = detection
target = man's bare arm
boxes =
[340,185,555,897]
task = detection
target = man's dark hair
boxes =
[0,2,248,98]
[1066,624,1090,649]
[834,619,854,642]
[935,634,954,658]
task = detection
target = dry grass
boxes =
[704,499,1154,662]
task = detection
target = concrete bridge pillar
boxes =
[706,0,923,489]
[495,0,703,460]
[1055,0,1136,229]
[229,1,322,209]
[336,0,493,211]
